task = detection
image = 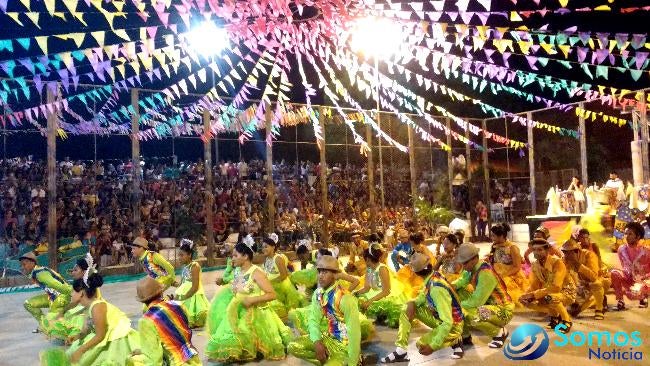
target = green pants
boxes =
[24,294,70,325]
[288,334,356,366]
[463,303,514,337]
[395,303,463,350]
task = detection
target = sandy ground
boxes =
[1,242,648,365]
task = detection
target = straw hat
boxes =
[561,239,581,252]
[129,236,148,249]
[409,252,431,272]
[455,243,480,263]
[316,255,340,272]
[535,226,550,239]
[135,276,163,303]
[530,238,550,248]
[397,229,409,238]
[19,252,37,262]
[435,225,450,235]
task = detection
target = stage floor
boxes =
[1,243,648,365]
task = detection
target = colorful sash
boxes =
[144,301,198,363]
[32,267,67,301]
[470,262,512,305]
[425,272,464,323]
[316,283,348,343]
[141,251,168,279]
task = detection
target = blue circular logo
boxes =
[504,323,550,360]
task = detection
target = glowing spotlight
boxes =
[350,17,403,59]
[186,22,229,58]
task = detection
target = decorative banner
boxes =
[575,107,628,127]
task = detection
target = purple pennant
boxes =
[577,47,588,63]
[635,52,649,69]
[578,32,591,45]
[525,55,538,70]
[615,33,629,49]
[595,49,609,64]
[0,0,8,12]
[502,52,511,68]
[484,49,495,63]
[631,34,647,50]
[596,32,610,49]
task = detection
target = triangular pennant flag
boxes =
[7,13,24,26]
[91,31,105,46]
[35,36,48,54]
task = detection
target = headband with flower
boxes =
[268,233,279,245]
[242,234,255,251]
[82,253,97,287]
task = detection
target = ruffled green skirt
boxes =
[268,278,305,319]
[41,305,86,340]
[40,329,139,366]
[205,293,293,362]
[175,282,209,328]
[364,295,407,329]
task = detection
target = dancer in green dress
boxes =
[170,239,209,328]
[354,244,407,328]
[40,273,139,366]
[19,252,72,334]
[205,241,292,363]
[42,254,98,340]
[262,233,305,318]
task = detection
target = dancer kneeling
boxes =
[381,253,464,363]
[519,239,576,333]
[288,255,372,365]
[262,233,305,318]
[128,276,201,366]
[40,273,139,366]
[205,241,292,362]
[354,244,406,328]
[453,243,514,349]
[170,239,209,328]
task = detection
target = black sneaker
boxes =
[602,296,608,312]
[640,298,648,308]
[451,340,464,359]
[31,328,41,334]
[616,300,626,311]
[556,320,572,334]
[462,336,474,347]
[546,316,559,329]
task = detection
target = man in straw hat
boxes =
[523,225,562,265]
[19,251,72,333]
[381,252,464,363]
[288,255,373,366]
[561,238,606,320]
[128,277,201,366]
[452,243,514,349]
[434,225,450,256]
[128,236,176,290]
[519,238,576,334]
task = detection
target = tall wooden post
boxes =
[640,91,649,183]
[527,111,536,215]
[265,107,275,232]
[578,102,588,185]
[408,124,418,226]
[318,108,330,245]
[465,123,474,239]
[482,119,491,227]
[203,109,214,264]
[47,84,58,269]
[131,89,141,233]
[366,123,377,233]
[446,118,454,208]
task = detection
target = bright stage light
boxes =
[350,17,403,59]
[186,22,229,58]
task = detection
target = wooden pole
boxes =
[318,108,330,245]
[446,118,453,208]
[203,109,214,264]
[408,124,418,226]
[47,84,58,269]
[640,91,649,183]
[265,107,275,233]
[482,119,491,227]
[527,111,536,215]
[578,102,588,185]
[465,124,474,239]
[131,88,141,234]
[366,123,377,233]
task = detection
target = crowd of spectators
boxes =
[1,157,430,267]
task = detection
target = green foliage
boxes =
[415,197,455,226]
